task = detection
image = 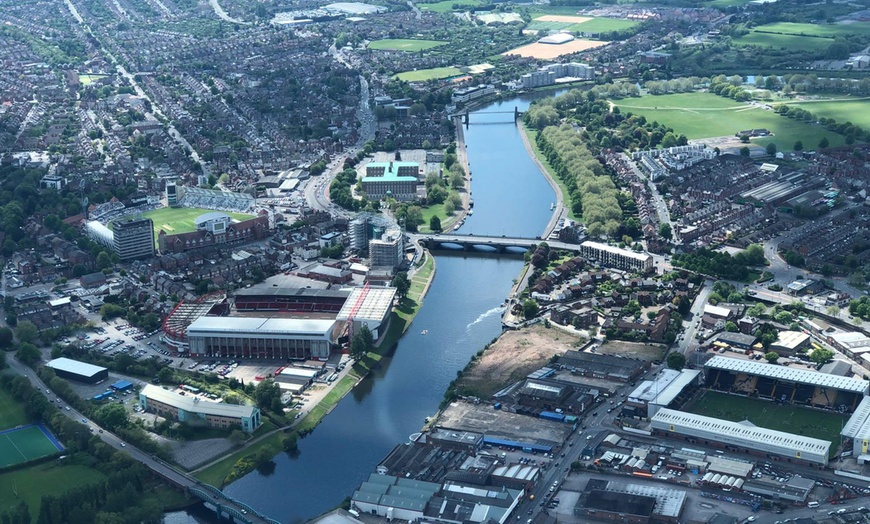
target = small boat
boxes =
[468,209,474,216]
[550,202,556,210]
[421,330,428,335]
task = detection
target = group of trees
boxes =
[709,77,753,102]
[424,172,462,214]
[329,169,366,211]
[644,77,707,95]
[774,104,865,145]
[848,296,870,321]
[672,245,766,281]
[536,125,622,237]
[349,324,375,359]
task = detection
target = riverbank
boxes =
[193,253,437,488]
[517,124,570,238]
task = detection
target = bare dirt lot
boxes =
[437,401,571,448]
[536,14,592,23]
[503,39,608,60]
[456,324,585,398]
[595,340,665,362]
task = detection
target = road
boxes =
[5,357,273,523]
[208,0,249,24]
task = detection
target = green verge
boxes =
[196,254,437,488]
[0,463,106,521]
[0,387,29,429]
[521,126,580,222]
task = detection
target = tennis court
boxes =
[0,425,64,468]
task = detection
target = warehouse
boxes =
[574,479,687,524]
[187,317,340,360]
[558,350,650,382]
[139,384,261,433]
[769,331,810,356]
[47,357,108,384]
[335,286,396,339]
[275,366,320,390]
[651,408,831,466]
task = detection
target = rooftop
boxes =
[705,356,868,394]
[773,331,810,350]
[336,286,396,322]
[47,357,107,378]
[582,241,652,262]
[141,384,257,418]
[362,162,419,183]
[187,316,336,336]
[195,211,231,224]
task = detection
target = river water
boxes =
[167,92,557,524]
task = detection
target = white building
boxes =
[187,317,339,360]
[451,84,495,104]
[579,241,653,272]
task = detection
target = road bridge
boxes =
[413,233,581,253]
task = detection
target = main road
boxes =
[5,357,274,524]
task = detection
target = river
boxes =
[167,91,558,524]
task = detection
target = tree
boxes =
[157,367,175,384]
[429,215,442,232]
[522,299,539,320]
[254,379,281,411]
[818,137,829,149]
[95,403,128,431]
[229,429,246,447]
[0,327,12,348]
[350,331,367,360]
[793,140,803,151]
[739,146,750,157]
[391,272,411,298]
[658,223,672,241]
[666,352,686,371]
[15,321,38,344]
[724,321,739,332]
[449,170,464,189]
[766,143,777,156]
[16,342,41,367]
[809,347,834,364]
[96,251,113,270]
[827,305,841,317]
[764,351,780,364]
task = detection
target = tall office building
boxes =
[166,182,178,207]
[113,218,155,260]
[369,228,403,268]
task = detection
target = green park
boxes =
[394,66,463,82]
[368,39,447,52]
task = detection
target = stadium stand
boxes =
[179,187,255,213]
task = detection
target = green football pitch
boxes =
[685,390,847,455]
[0,425,63,468]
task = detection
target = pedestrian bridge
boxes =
[414,233,581,253]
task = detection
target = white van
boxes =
[808,501,820,508]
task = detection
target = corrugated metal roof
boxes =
[47,357,107,378]
[336,287,396,323]
[843,397,870,438]
[705,356,868,394]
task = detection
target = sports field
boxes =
[112,207,254,239]
[0,425,64,468]
[0,389,28,429]
[0,464,106,521]
[751,21,870,38]
[78,74,109,86]
[685,390,847,453]
[418,0,487,12]
[614,92,845,148]
[526,15,639,34]
[733,32,833,52]
[368,39,447,52]
[789,98,870,130]
[394,66,463,82]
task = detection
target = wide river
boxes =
[167,92,558,524]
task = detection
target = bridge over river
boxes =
[412,233,581,253]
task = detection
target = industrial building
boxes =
[361,162,420,201]
[575,479,687,524]
[558,350,650,382]
[139,384,261,433]
[626,369,701,418]
[769,330,810,356]
[112,217,155,260]
[579,241,653,273]
[704,355,868,408]
[275,366,321,392]
[369,228,404,268]
[714,331,757,351]
[187,317,340,360]
[47,357,109,384]
[650,408,831,466]
[335,286,396,339]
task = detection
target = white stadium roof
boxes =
[652,408,831,464]
[187,317,337,338]
[47,357,107,378]
[842,397,870,440]
[705,356,868,394]
[336,286,396,323]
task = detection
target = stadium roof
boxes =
[47,357,107,378]
[336,286,396,323]
[704,356,868,394]
[235,286,350,300]
[629,369,681,403]
[842,397,870,440]
[652,408,831,461]
[650,369,701,407]
[188,316,336,337]
[141,385,257,419]
[195,211,230,224]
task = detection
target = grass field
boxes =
[614,92,846,148]
[0,389,29,430]
[733,31,833,52]
[418,0,487,12]
[685,390,847,455]
[527,16,638,34]
[789,98,870,130]
[78,74,109,86]
[394,66,463,82]
[0,464,106,521]
[0,425,64,468]
[752,21,870,38]
[368,39,447,52]
[112,207,254,240]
